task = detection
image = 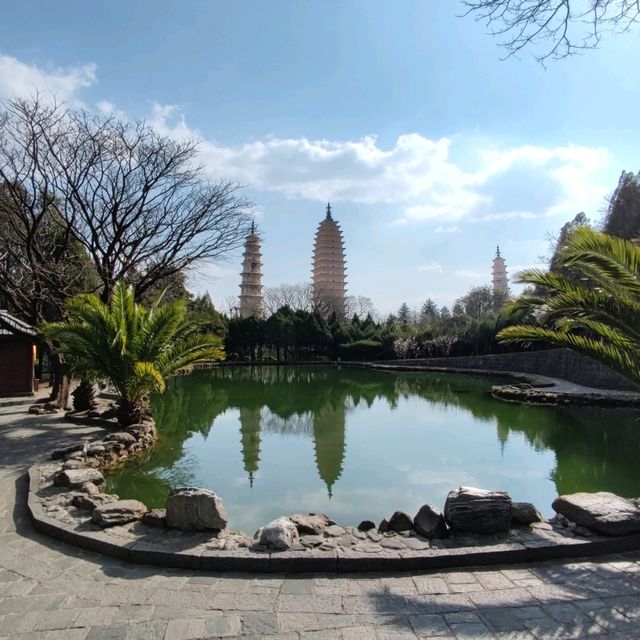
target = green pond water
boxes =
[105,365,640,534]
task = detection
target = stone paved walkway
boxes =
[2,406,640,639]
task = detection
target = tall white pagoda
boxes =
[492,246,509,294]
[238,222,263,318]
[312,203,347,316]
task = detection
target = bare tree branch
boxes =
[0,96,252,304]
[462,0,640,62]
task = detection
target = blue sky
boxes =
[1,1,639,314]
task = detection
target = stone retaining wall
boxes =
[389,349,638,391]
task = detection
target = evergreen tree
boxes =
[397,303,411,327]
[602,170,640,241]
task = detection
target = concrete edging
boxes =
[27,464,640,573]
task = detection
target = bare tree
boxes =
[345,295,378,320]
[262,283,314,315]
[0,95,251,406]
[462,1,640,62]
[0,96,252,303]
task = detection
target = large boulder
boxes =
[444,486,512,534]
[387,511,414,532]
[258,518,299,551]
[414,504,447,539]
[552,492,640,536]
[512,501,544,525]
[54,468,104,487]
[165,487,228,531]
[92,499,147,527]
[289,513,329,535]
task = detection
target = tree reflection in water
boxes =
[105,365,640,516]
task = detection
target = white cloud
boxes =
[435,225,459,233]
[96,100,125,119]
[149,104,611,228]
[417,261,442,273]
[0,53,96,103]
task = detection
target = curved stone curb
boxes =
[348,362,640,408]
[27,464,640,573]
[491,384,640,408]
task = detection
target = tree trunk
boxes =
[117,398,151,427]
[48,350,71,410]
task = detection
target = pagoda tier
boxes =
[239,224,264,318]
[492,245,509,294]
[312,203,347,316]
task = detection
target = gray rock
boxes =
[78,481,100,495]
[72,493,119,511]
[104,431,137,446]
[324,524,346,537]
[357,520,376,531]
[54,468,104,487]
[552,492,640,536]
[367,529,382,542]
[299,534,324,547]
[165,487,228,531]
[512,501,544,525]
[259,517,299,550]
[378,518,389,533]
[414,504,447,539]
[62,460,86,470]
[92,499,147,527]
[387,511,414,532]
[86,444,106,456]
[289,513,329,535]
[52,443,85,460]
[142,509,167,528]
[444,486,512,534]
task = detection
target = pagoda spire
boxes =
[238,224,263,318]
[492,245,509,295]
[313,204,346,317]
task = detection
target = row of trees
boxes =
[0,96,251,407]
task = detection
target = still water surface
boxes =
[106,365,640,533]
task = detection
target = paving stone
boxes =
[278,612,320,632]
[163,618,206,640]
[341,626,378,640]
[415,577,449,595]
[408,613,450,636]
[297,631,341,640]
[377,629,419,639]
[475,571,514,590]
[276,594,342,613]
[203,614,242,637]
[123,620,167,640]
[448,622,493,638]
[281,579,314,594]
[240,612,279,635]
[85,626,128,640]
[480,608,529,632]
[444,612,482,625]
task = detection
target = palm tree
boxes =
[497,227,640,385]
[42,281,225,425]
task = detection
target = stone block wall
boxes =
[391,349,638,391]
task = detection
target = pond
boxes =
[105,365,640,534]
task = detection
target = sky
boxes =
[0,0,639,315]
